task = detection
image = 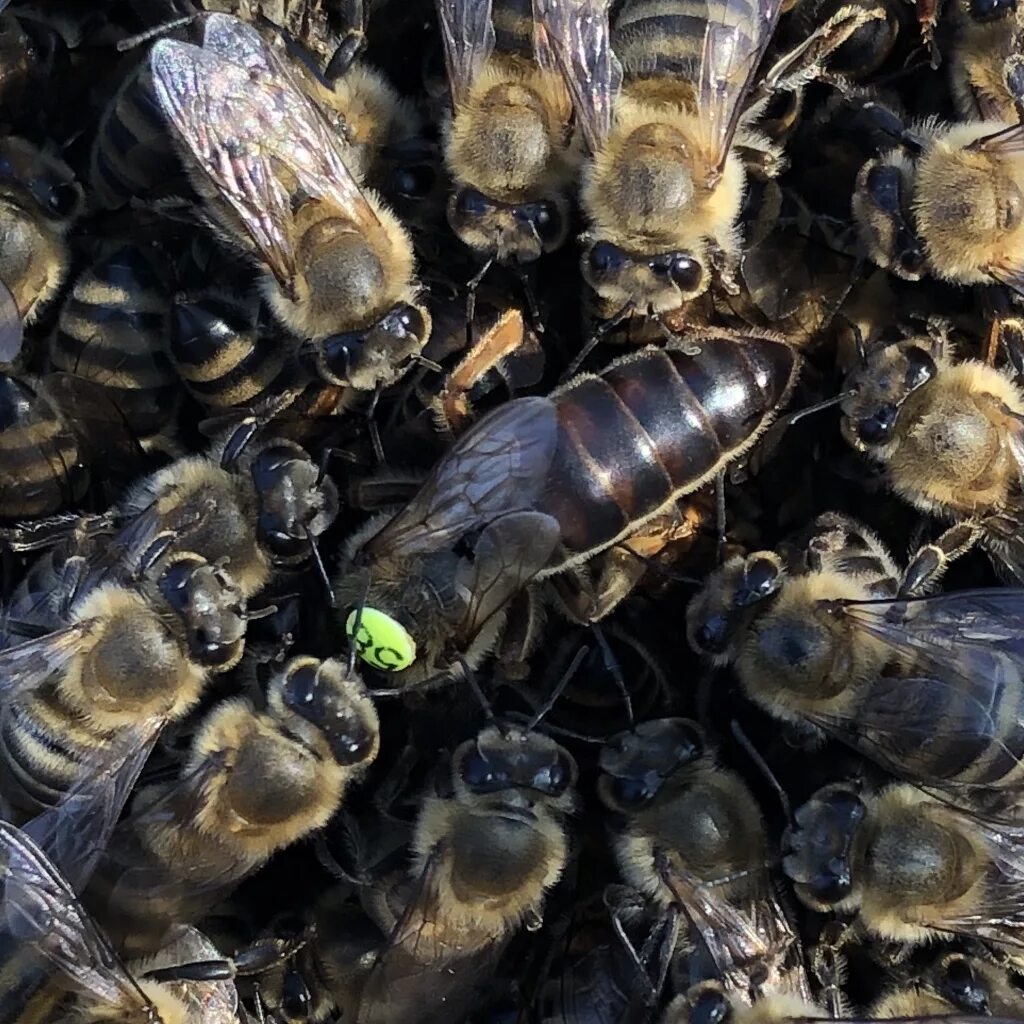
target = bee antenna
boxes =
[562,299,634,381]
[785,390,858,427]
[465,257,495,348]
[527,645,589,732]
[246,603,280,622]
[116,14,195,51]
[304,527,335,607]
[367,383,386,465]
[347,568,374,677]
[413,354,443,373]
[458,655,498,726]
[730,719,793,826]
[592,623,635,730]
[514,265,544,335]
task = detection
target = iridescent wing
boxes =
[698,0,784,184]
[533,0,621,154]
[0,277,23,362]
[0,821,152,1013]
[150,13,388,300]
[0,619,101,701]
[436,0,496,108]
[367,396,561,557]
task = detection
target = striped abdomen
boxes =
[89,62,179,210]
[542,335,798,561]
[169,293,294,410]
[52,243,178,436]
[612,0,758,89]
[0,374,84,519]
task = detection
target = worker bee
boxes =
[336,329,799,687]
[687,511,1024,800]
[88,654,379,956]
[435,0,577,268]
[0,135,81,326]
[535,0,799,326]
[852,113,1024,292]
[144,13,430,393]
[355,719,577,1024]
[0,543,249,820]
[783,781,1024,953]
[840,332,1024,582]
[51,239,180,438]
[0,820,238,1024]
[598,718,812,1006]
[949,0,1024,121]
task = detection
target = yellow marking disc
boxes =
[345,608,416,671]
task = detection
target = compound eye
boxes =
[532,751,574,795]
[690,990,731,1024]
[455,188,491,218]
[809,859,853,905]
[46,181,79,218]
[903,346,937,390]
[385,304,427,343]
[668,720,705,766]
[461,748,511,793]
[970,0,1015,20]
[588,240,628,276]
[318,329,367,384]
[738,555,781,605]
[856,403,899,445]
[669,254,702,292]
[394,163,436,199]
[282,663,319,712]
[257,512,306,558]
[612,774,659,807]
[941,957,989,1014]
[692,612,732,655]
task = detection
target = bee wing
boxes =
[0,821,151,1012]
[0,277,23,362]
[804,590,1024,787]
[0,619,101,700]
[358,842,506,1024]
[968,123,1024,155]
[149,17,383,300]
[367,396,560,558]
[22,723,162,894]
[436,0,496,108]
[698,0,784,183]
[533,0,622,154]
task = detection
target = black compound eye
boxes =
[904,346,937,390]
[461,748,511,793]
[383,304,427,342]
[690,990,732,1024]
[281,968,312,1020]
[809,859,852,904]
[394,164,436,199]
[588,240,628,276]
[455,188,490,218]
[669,254,702,291]
[612,774,659,807]
[856,404,899,445]
[737,556,781,606]
[258,512,307,558]
[694,612,731,654]
[283,663,319,711]
[941,958,989,1014]
[530,202,562,246]
[317,329,367,383]
[970,0,1015,20]
[532,752,573,795]
[44,181,78,218]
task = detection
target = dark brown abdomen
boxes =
[542,335,798,561]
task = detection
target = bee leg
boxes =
[143,935,305,984]
[324,0,368,81]
[549,551,646,624]
[810,919,853,1018]
[1004,54,1024,125]
[898,522,980,596]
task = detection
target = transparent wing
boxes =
[0,821,150,1012]
[969,123,1024,156]
[0,277,23,362]
[367,396,560,557]
[436,0,496,108]
[358,843,506,1024]
[150,14,385,299]
[698,0,784,183]
[804,590,1024,788]
[533,0,621,154]
[0,619,100,701]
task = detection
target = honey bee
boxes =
[336,329,799,687]
[51,239,181,438]
[783,781,1024,954]
[88,655,380,956]
[0,545,249,821]
[146,13,430,393]
[354,720,577,1024]
[436,0,576,268]
[852,113,1024,292]
[0,135,81,326]
[598,718,812,1006]
[687,511,1024,801]
[662,983,823,1024]
[840,333,1024,582]
[949,0,1024,121]
[0,820,238,1024]
[535,0,798,326]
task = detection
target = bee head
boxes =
[581,237,706,313]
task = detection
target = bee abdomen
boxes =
[547,337,796,554]
[613,0,758,84]
[52,244,178,435]
[89,65,178,210]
